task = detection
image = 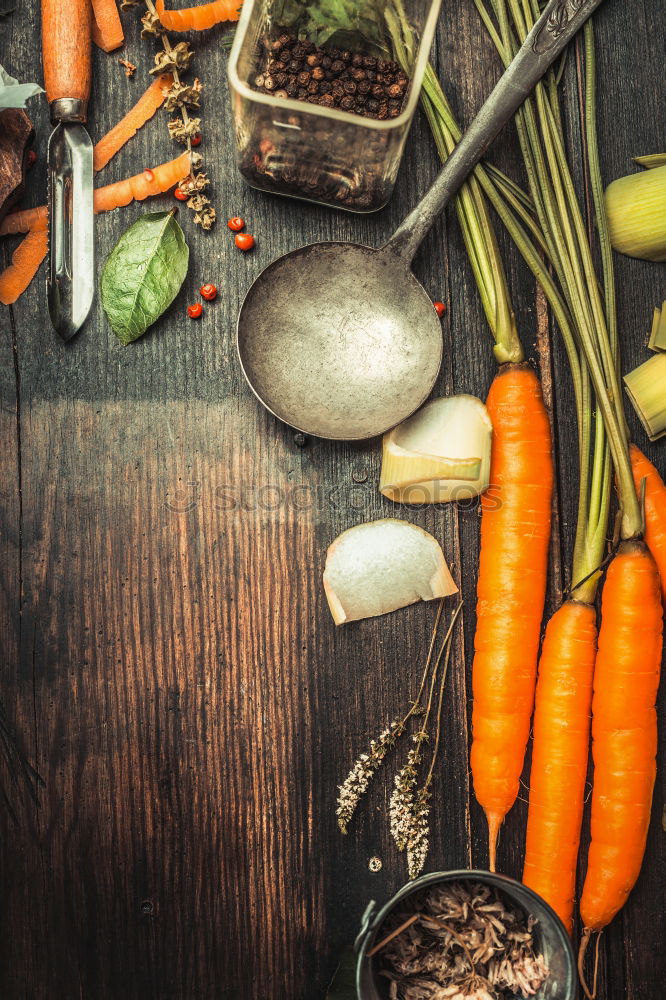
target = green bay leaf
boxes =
[101,211,189,345]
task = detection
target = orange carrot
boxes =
[154,0,241,31]
[471,362,554,871]
[522,600,597,935]
[631,444,666,604]
[93,74,173,172]
[0,152,191,237]
[0,229,48,305]
[92,0,124,51]
[578,540,662,993]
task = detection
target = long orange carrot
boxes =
[93,74,173,172]
[0,152,191,237]
[522,600,597,935]
[154,0,241,31]
[631,444,666,604]
[471,362,554,871]
[92,0,124,51]
[578,540,662,993]
[0,229,49,305]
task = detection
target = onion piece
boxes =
[323,519,457,625]
[380,395,493,504]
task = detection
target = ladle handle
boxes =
[383,0,605,265]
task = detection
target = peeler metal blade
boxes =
[46,121,94,341]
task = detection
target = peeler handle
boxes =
[41,0,92,121]
[383,0,606,265]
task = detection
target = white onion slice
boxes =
[323,518,457,625]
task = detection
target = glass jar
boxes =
[227,0,442,213]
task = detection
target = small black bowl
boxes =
[355,869,577,1000]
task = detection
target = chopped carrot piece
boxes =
[93,74,173,172]
[92,0,124,51]
[0,229,48,305]
[0,206,48,236]
[154,0,241,31]
[0,153,192,239]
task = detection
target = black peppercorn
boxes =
[274,72,287,87]
[350,67,366,81]
[352,53,364,67]
[319,80,332,94]
[297,87,308,99]
[279,49,291,62]
[371,83,384,97]
[343,79,357,95]
[387,83,403,98]
[330,59,345,74]
[308,80,319,94]
[319,94,334,107]
[358,79,371,95]
[321,55,332,69]
[292,43,305,58]
[340,95,355,111]
[363,55,377,68]
[289,59,300,72]
[312,66,325,81]
[285,82,297,96]
[298,70,310,85]
[278,33,291,47]
[367,97,379,112]
[307,53,322,67]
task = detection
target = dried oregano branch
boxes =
[336,600,462,881]
[390,603,462,879]
[127,0,216,228]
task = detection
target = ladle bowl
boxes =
[237,242,443,440]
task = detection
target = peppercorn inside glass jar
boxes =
[228,0,442,213]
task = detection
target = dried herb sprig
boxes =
[336,600,462,880]
[131,0,216,228]
[336,599,445,834]
[390,603,462,878]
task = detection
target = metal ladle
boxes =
[237,0,604,440]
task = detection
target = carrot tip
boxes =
[486,812,502,872]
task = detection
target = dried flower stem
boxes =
[367,913,419,959]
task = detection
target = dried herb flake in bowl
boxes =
[373,881,550,1000]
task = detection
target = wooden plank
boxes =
[0,0,664,997]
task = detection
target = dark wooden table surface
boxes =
[1,2,664,998]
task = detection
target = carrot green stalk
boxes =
[471,362,553,872]
[93,74,173,172]
[154,0,241,31]
[0,229,48,305]
[92,0,124,52]
[631,445,666,603]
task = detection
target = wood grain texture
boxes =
[0,0,664,997]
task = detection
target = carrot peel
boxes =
[93,74,173,172]
[0,228,48,305]
[154,0,241,31]
[92,0,124,51]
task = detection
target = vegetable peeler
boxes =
[42,0,94,340]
